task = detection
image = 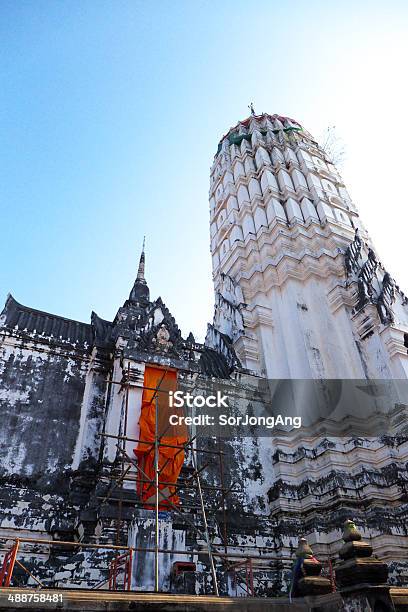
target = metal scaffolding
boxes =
[0,367,295,597]
[97,366,232,596]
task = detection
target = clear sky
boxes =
[1,0,408,341]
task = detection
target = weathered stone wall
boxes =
[0,338,89,488]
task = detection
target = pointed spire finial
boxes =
[136,236,146,285]
[129,236,150,303]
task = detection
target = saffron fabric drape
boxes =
[134,366,187,508]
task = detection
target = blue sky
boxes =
[1,1,408,340]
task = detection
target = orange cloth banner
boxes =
[134,366,187,508]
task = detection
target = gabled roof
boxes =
[0,295,236,378]
[0,294,93,348]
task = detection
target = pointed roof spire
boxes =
[136,236,146,284]
[129,236,150,303]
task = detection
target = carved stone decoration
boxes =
[290,537,332,597]
[356,277,371,311]
[345,228,363,276]
[186,332,195,345]
[377,272,396,325]
[153,324,172,351]
[204,323,241,372]
[212,273,245,343]
[334,520,396,612]
[205,273,244,373]
[109,284,236,377]
[362,248,378,289]
[355,248,379,311]
[342,519,363,544]
[137,301,184,357]
[335,519,389,588]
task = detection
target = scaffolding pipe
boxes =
[14,559,45,589]
[191,444,219,597]
[99,432,226,455]
[99,474,239,493]
[154,395,159,593]
[218,444,228,557]
[0,535,295,560]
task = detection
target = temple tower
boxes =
[208,112,408,379]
